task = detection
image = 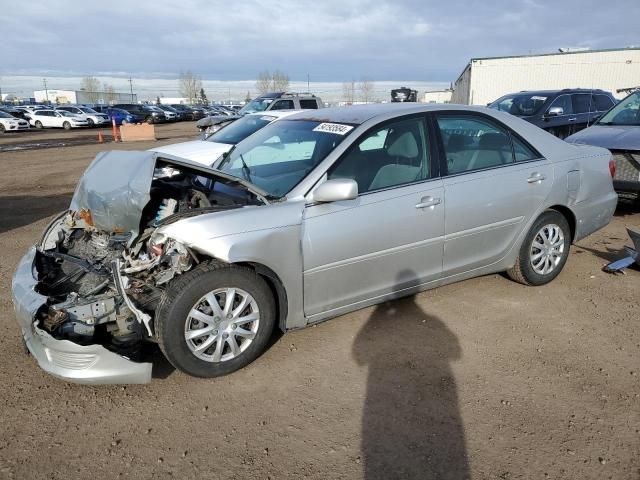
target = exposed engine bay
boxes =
[32,156,265,359]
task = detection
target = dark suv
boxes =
[113,104,167,124]
[489,89,617,139]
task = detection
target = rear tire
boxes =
[156,262,276,378]
[35,121,43,129]
[508,210,571,286]
[63,121,71,130]
[0,124,5,134]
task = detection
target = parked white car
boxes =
[0,111,30,133]
[56,106,110,127]
[151,110,300,165]
[29,110,88,129]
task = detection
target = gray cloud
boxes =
[2,0,639,82]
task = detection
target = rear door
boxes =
[435,112,553,276]
[571,93,593,131]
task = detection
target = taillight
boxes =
[609,158,616,178]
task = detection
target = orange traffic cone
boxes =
[98,131,104,143]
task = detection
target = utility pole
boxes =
[307,73,310,92]
[128,77,134,102]
[43,78,49,104]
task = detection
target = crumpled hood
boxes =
[566,125,640,151]
[69,151,156,236]
[69,150,272,238]
[150,140,232,166]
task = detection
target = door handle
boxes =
[415,196,441,209]
[527,173,546,183]
[568,117,577,122]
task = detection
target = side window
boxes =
[512,136,539,162]
[437,115,513,174]
[593,94,614,112]
[270,100,294,110]
[328,116,430,194]
[548,95,572,115]
[299,99,319,109]
[572,94,591,114]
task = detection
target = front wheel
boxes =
[145,116,154,124]
[35,120,43,129]
[508,210,571,286]
[63,121,71,130]
[156,262,276,378]
[0,124,5,134]
[87,118,95,127]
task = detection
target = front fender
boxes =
[157,201,307,329]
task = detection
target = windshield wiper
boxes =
[239,154,252,182]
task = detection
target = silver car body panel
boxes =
[12,103,617,383]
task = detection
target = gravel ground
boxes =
[0,123,638,480]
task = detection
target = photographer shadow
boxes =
[353,271,469,479]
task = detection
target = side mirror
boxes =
[311,178,358,203]
[546,106,564,117]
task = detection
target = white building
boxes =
[33,89,137,105]
[451,47,640,105]
[423,89,452,103]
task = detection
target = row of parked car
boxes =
[0,103,241,131]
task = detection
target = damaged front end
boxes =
[12,151,269,384]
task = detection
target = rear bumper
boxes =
[613,179,640,193]
[572,190,618,242]
[12,247,152,385]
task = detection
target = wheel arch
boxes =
[545,205,576,242]
[236,261,288,333]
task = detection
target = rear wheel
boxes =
[0,124,5,134]
[156,262,276,378]
[508,210,571,286]
[35,120,43,129]
[121,119,128,125]
[63,121,71,130]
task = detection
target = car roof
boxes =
[245,110,303,119]
[284,103,508,125]
[503,89,609,96]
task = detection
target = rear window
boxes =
[299,99,319,109]
[593,94,614,112]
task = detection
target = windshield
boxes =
[598,92,639,126]
[489,93,548,116]
[238,98,273,115]
[80,107,97,113]
[0,112,13,118]
[207,115,275,145]
[216,120,354,197]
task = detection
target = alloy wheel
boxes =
[529,223,565,275]
[184,287,260,362]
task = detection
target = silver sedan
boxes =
[12,104,618,383]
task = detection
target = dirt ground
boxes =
[0,122,638,480]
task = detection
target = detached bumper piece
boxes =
[12,247,152,384]
[604,228,640,274]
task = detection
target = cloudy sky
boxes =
[2,0,639,99]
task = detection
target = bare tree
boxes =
[80,76,101,103]
[102,82,116,104]
[255,70,290,94]
[179,71,203,104]
[342,81,356,104]
[359,79,375,103]
[255,71,272,94]
[272,70,290,92]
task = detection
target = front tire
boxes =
[156,262,276,378]
[35,120,43,129]
[63,121,71,130]
[508,210,571,286]
[0,124,5,134]
[87,118,95,127]
[145,116,154,125]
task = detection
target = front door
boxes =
[434,112,553,276]
[302,114,444,320]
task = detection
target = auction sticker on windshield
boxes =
[313,123,354,135]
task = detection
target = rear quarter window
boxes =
[299,99,319,109]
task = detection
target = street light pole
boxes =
[128,77,134,102]
[43,78,49,104]
[307,73,310,92]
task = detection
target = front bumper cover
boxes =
[12,247,152,384]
